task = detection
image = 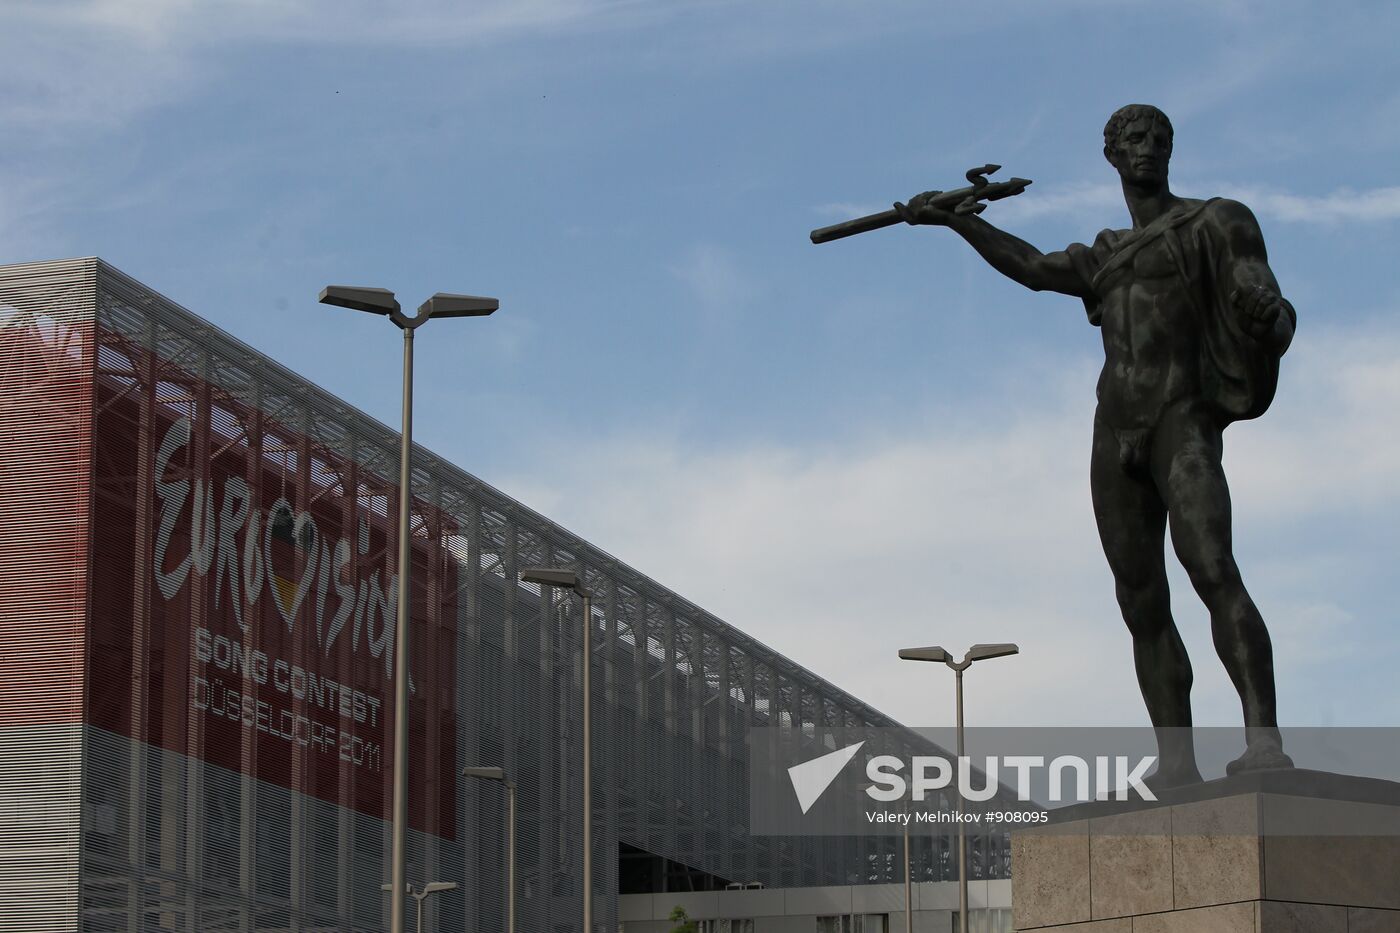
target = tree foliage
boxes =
[669,905,698,933]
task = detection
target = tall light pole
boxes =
[320,285,498,933]
[381,881,459,933]
[899,643,1019,933]
[463,766,517,933]
[519,567,592,933]
[902,790,912,933]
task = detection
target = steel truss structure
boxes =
[0,258,1008,933]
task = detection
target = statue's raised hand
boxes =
[893,191,953,226]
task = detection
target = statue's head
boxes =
[1103,104,1173,187]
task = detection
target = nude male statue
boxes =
[895,105,1296,784]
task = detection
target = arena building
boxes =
[0,258,1011,933]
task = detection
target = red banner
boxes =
[88,331,457,839]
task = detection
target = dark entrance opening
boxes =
[618,843,735,894]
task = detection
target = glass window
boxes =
[818,915,887,933]
[949,909,1012,933]
[854,914,888,933]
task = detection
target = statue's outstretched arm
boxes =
[896,195,1090,298]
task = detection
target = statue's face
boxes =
[1108,116,1172,187]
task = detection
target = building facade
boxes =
[0,258,1008,933]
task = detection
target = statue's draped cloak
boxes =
[1064,198,1292,425]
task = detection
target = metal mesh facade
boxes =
[0,258,1007,933]
[0,260,93,933]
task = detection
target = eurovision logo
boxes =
[153,416,400,679]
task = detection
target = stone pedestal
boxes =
[1011,771,1400,932]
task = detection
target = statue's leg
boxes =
[1090,417,1202,786]
[1154,404,1292,773]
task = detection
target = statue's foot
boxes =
[1144,762,1204,794]
[1226,738,1294,775]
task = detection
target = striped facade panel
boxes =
[0,259,96,932]
[0,257,95,725]
[0,725,84,933]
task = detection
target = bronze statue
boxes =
[832,105,1298,785]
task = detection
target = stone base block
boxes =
[1011,777,1400,932]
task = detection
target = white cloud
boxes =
[498,317,1400,734]
[0,0,1302,135]
[0,7,200,132]
[0,0,664,134]
[993,181,1124,227]
[1230,324,1400,513]
[6,0,654,47]
[1224,185,1400,225]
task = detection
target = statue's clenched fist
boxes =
[893,191,954,226]
[1231,284,1287,341]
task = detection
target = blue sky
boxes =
[5,0,1400,751]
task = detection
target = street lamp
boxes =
[463,766,516,933]
[899,643,1018,933]
[381,881,459,933]
[320,284,497,933]
[519,566,592,933]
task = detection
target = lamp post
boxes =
[320,285,498,933]
[381,881,459,933]
[899,643,1019,933]
[463,766,516,933]
[519,567,592,933]
[902,792,912,933]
